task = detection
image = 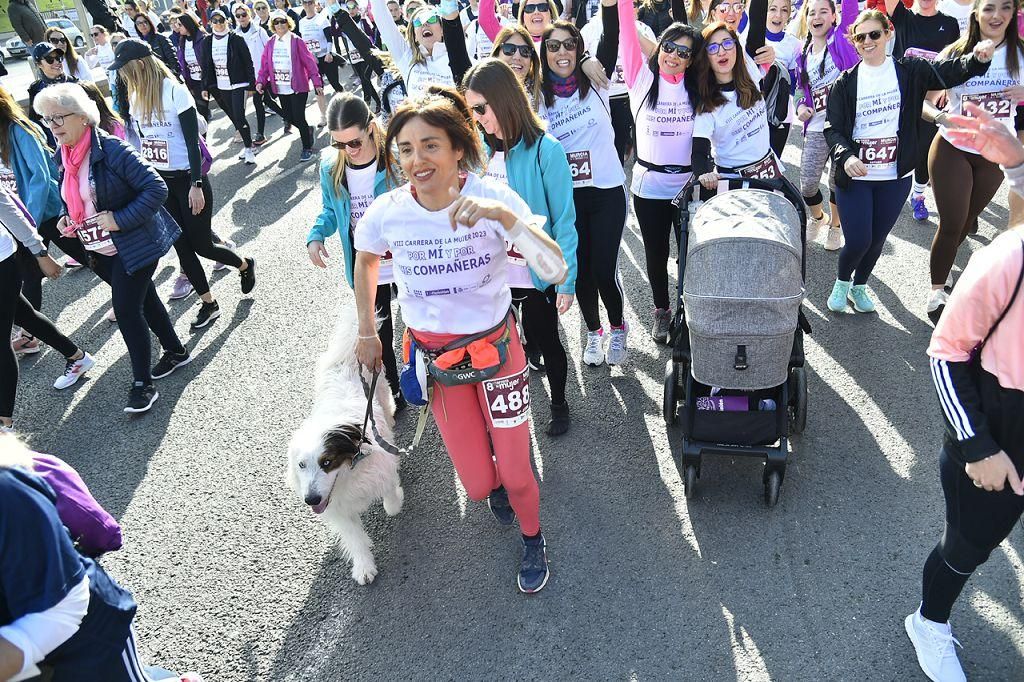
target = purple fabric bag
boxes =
[32,454,123,557]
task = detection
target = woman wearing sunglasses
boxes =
[117,42,256,330]
[28,43,80,148]
[274,0,303,33]
[200,10,258,165]
[44,28,92,82]
[370,0,457,98]
[823,9,994,315]
[254,0,273,31]
[298,0,343,127]
[353,88,567,593]
[307,93,404,404]
[692,25,781,187]
[707,0,777,77]
[467,0,514,58]
[618,2,702,343]
[794,0,858,251]
[490,25,544,105]
[464,58,578,435]
[540,6,630,368]
[234,4,281,145]
[256,11,324,162]
[922,0,1024,321]
[174,11,213,121]
[481,0,558,44]
[84,25,117,71]
[133,13,180,75]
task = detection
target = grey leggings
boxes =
[799,130,836,202]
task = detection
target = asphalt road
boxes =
[12,99,1024,681]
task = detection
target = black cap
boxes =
[109,38,153,71]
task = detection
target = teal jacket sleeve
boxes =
[11,125,58,225]
[539,137,578,295]
[308,162,341,245]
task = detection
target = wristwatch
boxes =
[192,179,203,188]
[34,246,49,258]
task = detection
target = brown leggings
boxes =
[928,135,1005,286]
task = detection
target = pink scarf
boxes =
[61,130,92,224]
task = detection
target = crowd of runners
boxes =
[1,0,1022,679]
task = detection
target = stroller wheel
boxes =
[788,367,808,435]
[764,470,782,507]
[683,465,698,499]
[663,360,679,426]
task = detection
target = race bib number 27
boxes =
[483,366,530,429]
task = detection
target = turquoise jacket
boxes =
[307,157,392,289]
[492,132,578,296]
[7,124,61,225]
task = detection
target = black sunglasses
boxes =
[331,136,365,150]
[211,16,227,23]
[91,31,102,37]
[499,42,532,58]
[852,28,885,43]
[661,40,692,59]
[544,37,577,53]
[235,12,248,18]
[272,17,288,24]
[522,2,549,12]
[40,53,64,64]
[470,102,488,116]
[49,37,68,44]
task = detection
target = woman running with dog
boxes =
[463,58,578,436]
[794,0,858,250]
[307,92,404,408]
[353,88,567,593]
[823,9,994,315]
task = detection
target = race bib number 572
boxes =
[483,366,530,429]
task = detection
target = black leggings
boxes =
[920,444,1024,623]
[18,217,92,314]
[279,92,314,150]
[511,286,568,405]
[317,55,343,92]
[162,173,244,298]
[351,60,381,109]
[374,283,399,394]
[633,194,680,311]
[1,255,79,419]
[211,87,252,148]
[609,95,633,165]
[89,253,186,384]
[250,89,284,138]
[769,123,791,159]
[188,83,211,122]
[573,186,626,331]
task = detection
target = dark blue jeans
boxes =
[89,253,185,384]
[835,176,912,285]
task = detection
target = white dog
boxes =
[286,308,404,585]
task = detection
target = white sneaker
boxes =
[945,270,955,289]
[53,353,95,390]
[927,288,949,320]
[824,226,844,251]
[583,330,605,367]
[242,148,256,165]
[606,324,628,366]
[807,213,827,243]
[905,609,966,682]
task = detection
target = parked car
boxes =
[5,18,86,59]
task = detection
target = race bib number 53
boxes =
[483,366,530,429]
[858,137,898,167]
[567,150,593,188]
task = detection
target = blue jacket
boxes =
[490,133,578,295]
[307,156,392,289]
[54,129,173,275]
[7,123,61,225]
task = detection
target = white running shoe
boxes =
[242,148,256,165]
[606,324,628,366]
[824,226,844,251]
[927,288,949,322]
[807,213,827,243]
[583,330,605,367]
[905,609,966,682]
[53,353,95,390]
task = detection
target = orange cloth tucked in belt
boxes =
[432,338,502,371]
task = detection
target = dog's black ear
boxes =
[320,424,363,471]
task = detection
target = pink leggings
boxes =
[414,319,541,535]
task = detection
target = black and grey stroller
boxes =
[663,177,810,507]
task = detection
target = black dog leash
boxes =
[353,370,403,468]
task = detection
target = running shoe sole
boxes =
[152,354,193,379]
[191,308,221,329]
[14,343,41,355]
[904,614,946,682]
[518,569,550,594]
[124,390,160,414]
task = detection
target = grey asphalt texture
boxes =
[12,103,1024,681]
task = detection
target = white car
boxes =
[5,18,86,59]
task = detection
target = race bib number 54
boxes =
[483,366,531,429]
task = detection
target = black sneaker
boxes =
[152,350,192,379]
[124,382,159,414]
[240,257,256,295]
[488,485,516,526]
[546,401,570,437]
[191,300,221,329]
[518,533,549,594]
[526,350,545,373]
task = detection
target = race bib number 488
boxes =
[483,366,530,429]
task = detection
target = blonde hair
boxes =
[406,6,441,67]
[326,92,384,196]
[119,55,176,124]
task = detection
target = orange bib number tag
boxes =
[77,215,113,252]
[739,154,781,180]
[962,92,1012,120]
[811,84,830,113]
[567,150,594,187]
[858,137,898,167]
[141,138,169,169]
[0,172,16,195]
[483,366,530,429]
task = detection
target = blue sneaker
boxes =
[848,284,876,313]
[827,279,851,312]
[487,486,516,526]
[300,148,314,162]
[911,195,928,221]
[518,533,549,594]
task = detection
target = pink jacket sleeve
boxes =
[618,0,643,88]
[479,0,501,42]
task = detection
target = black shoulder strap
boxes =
[980,238,1024,349]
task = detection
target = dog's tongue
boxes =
[312,500,329,514]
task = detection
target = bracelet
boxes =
[358,334,378,340]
